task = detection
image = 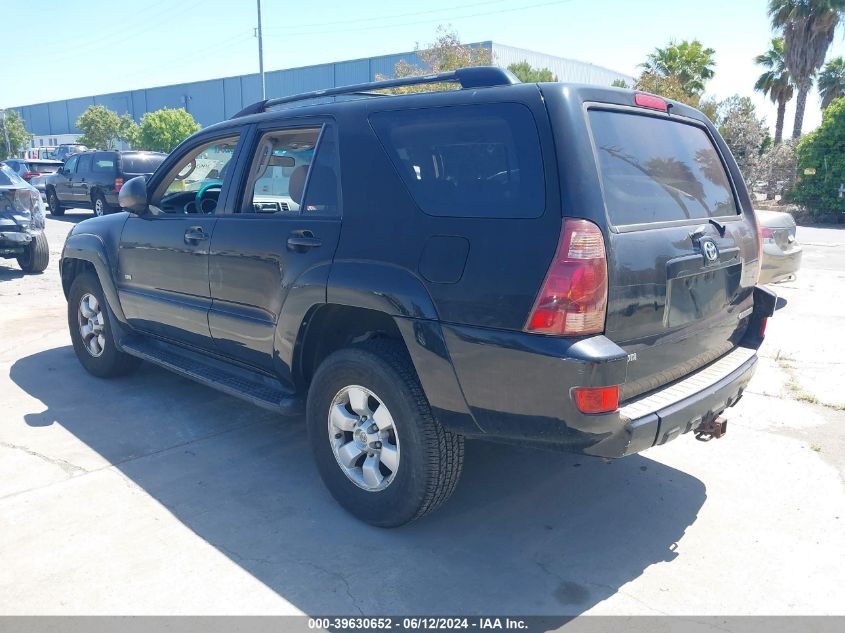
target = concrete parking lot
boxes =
[1,211,843,616]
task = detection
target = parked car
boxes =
[46,150,166,216]
[756,209,802,284]
[52,144,88,163]
[0,164,49,273]
[59,68,776,527]
[1,158,64,199]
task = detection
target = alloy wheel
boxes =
[77,293,106,357]
[328,385,400,492]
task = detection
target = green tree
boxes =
[610,79,630,88]
[119,113,140,148]
[768,0,845,140]
[818,56,845,108]
[716,96,768,186]
[754,37,794,145]
[507,61,556,83]
[0,109,32,159]
[383,25,492,93]
[790,96,845,213]
[639,39,716,97]
[133,108,200,153]
[76,105,126,149]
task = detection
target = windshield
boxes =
[0,164,27,187]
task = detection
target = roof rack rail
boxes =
[231,66,520,118]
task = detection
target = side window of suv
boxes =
[150,135,240,215]
[64,155,79,174]
[240,124,340,216]
[77,153,93,175]
[92,152,117,174]
[370,103,545,219]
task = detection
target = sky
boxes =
[7,0,845,135]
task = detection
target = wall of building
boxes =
[13,42,632,136]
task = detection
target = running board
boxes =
[121,337,303,416]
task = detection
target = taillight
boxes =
[573,385,620,414]
[22,171,40,180]
[760,317,768,338]
[634,93,668,111]
[525,218,608,336]
[114,178,124,192]
[760,227,775,243]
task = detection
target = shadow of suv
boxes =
[59,67,776,527]
[46,149,166,217]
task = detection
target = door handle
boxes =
[184,227,209,243]
[287,231,322,250]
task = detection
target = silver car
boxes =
[755,209,802,284]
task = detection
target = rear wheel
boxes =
[306,341,464,527]
[93,192,107,217]
[68,272,140,378]
[17,231,49,273]
[47,189,64,216]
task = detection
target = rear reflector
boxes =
[573,386,620,414]
[634,93,668,111]
[760,317,768,338]
[524,218,608,336]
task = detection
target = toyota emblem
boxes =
[702,240,719,263]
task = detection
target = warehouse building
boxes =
[14,42,633,143]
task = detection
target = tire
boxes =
[47,189,64,216]
[67,272,141,378]
[93,192,107,217]
[17,231,49,274]
[307,340,464,527]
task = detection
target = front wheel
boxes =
[307,341,464,527]
[68,272,140,378]
[17,231,49,273]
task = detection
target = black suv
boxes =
[59,68,775,526]
[46,150,166,217]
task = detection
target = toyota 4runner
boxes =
[60,68,776,526]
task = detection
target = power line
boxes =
[262,0,512,31]
[261,0,575,38]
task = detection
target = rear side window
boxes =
[589,110,738,225]
[121,153,165,175]
[92,152,116,173]
[370,103,545,218]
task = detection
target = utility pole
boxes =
[256,0,266,100]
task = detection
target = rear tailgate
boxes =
[588,107,759,401]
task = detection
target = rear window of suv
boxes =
[589,109,738,225]
[370,103,545,218]
[121,153,165,175]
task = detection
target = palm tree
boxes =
[768,0,845,140]
[818,56,845,108]
[640,39,716,97]
[754,37,794,145]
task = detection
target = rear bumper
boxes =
[759,244,802,284]
[439,286,775,458]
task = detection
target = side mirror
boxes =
[119,175,149,214]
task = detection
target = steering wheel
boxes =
[195,182,223,214]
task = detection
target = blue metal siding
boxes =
[11,41,631,136]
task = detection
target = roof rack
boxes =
[231,66,520,118]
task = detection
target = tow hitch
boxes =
[695,415,727,441]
